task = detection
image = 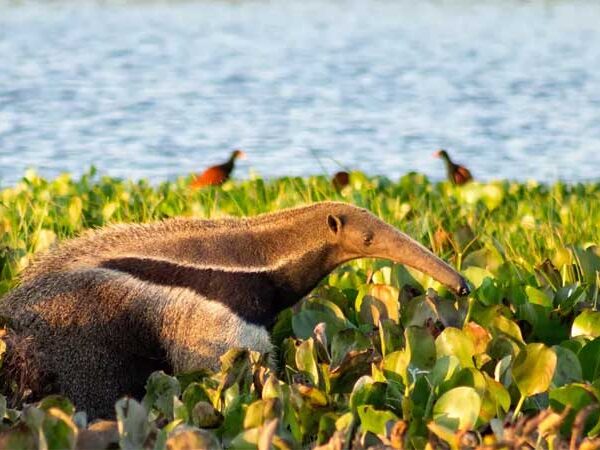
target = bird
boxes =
[190,149,246,188]
[332,171,350,190]
[433,149,473,185]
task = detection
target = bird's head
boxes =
[232,149,247,160]
[433,149,449,159]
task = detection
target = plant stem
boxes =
[512,394,526,422]
[423,390,435,420]
[463,296,474,327]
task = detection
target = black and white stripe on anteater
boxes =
[0,201,470,418]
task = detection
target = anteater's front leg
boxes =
[158,290,273,374]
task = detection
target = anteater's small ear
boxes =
[327,214,343,235]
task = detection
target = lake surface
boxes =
[1,0,600,186]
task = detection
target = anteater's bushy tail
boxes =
[0,328,49,408]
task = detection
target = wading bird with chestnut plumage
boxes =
[190,149,246,188]
[434,149,473,186]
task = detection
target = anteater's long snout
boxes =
[381,227,471,296]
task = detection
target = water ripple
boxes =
[0,0,599,186]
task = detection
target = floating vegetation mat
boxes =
[0,169,599,449]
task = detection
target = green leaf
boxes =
[331,329,371,368]
[219,349,252,394]
[475,277,503,306]
[42,408,78,450]
[560,336,588,355]
[427,422,458,449]
[440,368,486,398]
[433,387,481,430]
[378,318,404,356]
[401,294,438,328]
[549,383,597,413]
[435,328,475,368]
[512,343,557,398]
[462,245,503,271]
[38,396,75,417]
[487,336,519,360]
[115,398,151,450]
[463,322,492,354]
[262,374,283,401]
[405,326,436,371]
[572,310,600,338]
[462,267,494,289]
[571,245,600,285]
[182,383,212,418]
[271,308,294,350]
[292,309,348,341]
[555,284,586,310]
[355,284,400,326]
[578,337,600,382]
[382,350,411,387]
[428,356,461,389]
[349,377,387,414]
[552,346,583,387]
[191,401,223,428]
[480,373,511,421]
[329,349,374,394]
[229,428,259,449]
[517,303,569,345]
[310,285,350,312]
[142,371,181,420]
[482,183,505,210]
[549,383,599,431]
[335,411,354,434]
[357,405,399,436]
[317,413,339,445]
[491,315,524,344]
[298,385,329,412]
[243,398,282,429]
[295,338,319,386]
[525,286,553,308]
[219,390,249,444]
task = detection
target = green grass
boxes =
[0,168,599,449]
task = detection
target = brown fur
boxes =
[0,202,469,418]
[0,329,49,407]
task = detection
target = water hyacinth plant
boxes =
[0,168,599,449]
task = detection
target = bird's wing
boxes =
[453,166,473,185]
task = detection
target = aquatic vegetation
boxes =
[0,168,599,449]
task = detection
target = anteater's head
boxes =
[325,205,470,296]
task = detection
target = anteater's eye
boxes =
[363,233,373,246]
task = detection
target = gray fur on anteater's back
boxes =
[0,202,468,418]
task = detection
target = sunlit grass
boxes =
[1,168,597,293]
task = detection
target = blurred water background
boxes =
[1,0,599,186]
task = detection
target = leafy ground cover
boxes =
[0,168,599,449]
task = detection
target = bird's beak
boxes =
[237,150,247,160]
[432,150,442,158]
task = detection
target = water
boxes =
[1,0,600,187]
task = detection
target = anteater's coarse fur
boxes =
[0,202,469,418]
